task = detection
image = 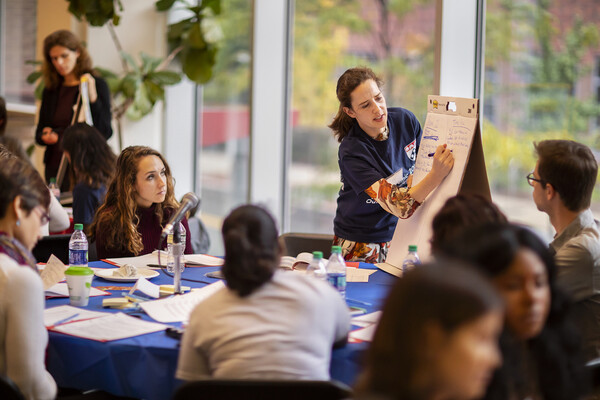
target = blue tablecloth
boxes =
[45,261,396,399]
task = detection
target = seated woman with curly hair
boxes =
[90,146,192,258]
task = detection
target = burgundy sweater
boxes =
[94,204,193,259]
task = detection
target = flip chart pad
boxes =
[377,96,490,277]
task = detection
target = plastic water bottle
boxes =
[69,223,88,268]
[48,177,60,199]
[167,222,186,273]
[306,251,327,281]
[402,245,420,274]
[326,245,347,298]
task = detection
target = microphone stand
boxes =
[173,223,183,294]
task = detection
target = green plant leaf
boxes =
[182,46,216,84]
[126,103,144,120]
[25,60,42,66]
[203,0,221,15]
[34,81,45,100]
[121,74,140,98]
[155,0,177,12]
[148,70,182,85]
[168,18,193,42]
[133,83,153,115]
[186,23,206,49]
[121,51,141,74]
[140,52,163,74]
[26,70,42,84]
[144,79,165,103]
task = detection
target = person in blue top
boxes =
[62,122,116,232]
[329,67,454,263]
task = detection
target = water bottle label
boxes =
[327,273,346,292]
[69,249,88,266]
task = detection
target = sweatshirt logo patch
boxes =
[404,139,416,161]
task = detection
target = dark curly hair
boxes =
[439,223,590,400]
[221,204,281,297]
[62,123,116,189]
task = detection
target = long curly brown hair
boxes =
[42,30,94,89]
[89,146,179,255]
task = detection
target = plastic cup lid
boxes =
[65,266,93,276]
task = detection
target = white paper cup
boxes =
[65,266,94,306]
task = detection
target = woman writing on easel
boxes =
[330,67,454,263]
[35,30,112,190]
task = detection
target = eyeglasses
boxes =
[34,207,51,225]
[526,173,546,187]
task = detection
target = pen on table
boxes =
[428,150,453,157]
[52,313,80,327]
[346,298,372,306]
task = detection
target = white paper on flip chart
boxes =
[50,312,169,341]
[43,305,107,327]
[140,280,225,323]
[105,250,223,268]
[45,283,109,298]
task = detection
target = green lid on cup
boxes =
[74,223,84,231]
[65,266,93,276]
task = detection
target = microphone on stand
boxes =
[160,192,200,244]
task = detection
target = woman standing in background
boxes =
[35,29,112,187]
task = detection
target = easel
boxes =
[376,95,490,277]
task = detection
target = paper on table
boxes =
[40,254,67,290]
[351,311,382,325]
[130,276,160,299]
[104,250,224,268]
[44,304,107,327]
[45,283,110,298]
[140,280,225,323]
[346,267,377,283]
[50,312,169,341]
[349,323,378,342]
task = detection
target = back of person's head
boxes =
[534,140,597,212]
[329,66,383,142]
[0,156,50,221]
[221,204,281,297]
[42,29,92,88]
[0,96,6,135]
[430,194,507,254]
[62,122,116,188]
[356,262,503,400]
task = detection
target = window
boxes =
[483,0,600,238]
[0,0,37,104]
[288,0,437,233]
[196,0,252,255]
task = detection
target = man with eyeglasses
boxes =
[530,139,600,362]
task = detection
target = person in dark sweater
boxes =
[329,67,454,263]
[90,146,192,259]
[35,30,112,187]
[62,123,116,232]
